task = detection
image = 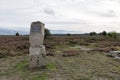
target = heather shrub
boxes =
[107,31,119,39]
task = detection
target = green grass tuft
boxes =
[15,60,28,72]
[31,72,47,80]
[46,63,56,71]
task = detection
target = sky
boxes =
[0,0,120,34]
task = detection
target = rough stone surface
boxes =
[29,46,46,55]
[109,51,120,59]
[29,21,46,68]
[30,21,45,47]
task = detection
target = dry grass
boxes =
[0,36,29,58]
[0,35,120,80]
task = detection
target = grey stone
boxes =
[29,21,46,68]
[109,51,120,59]
[30,21,45,47]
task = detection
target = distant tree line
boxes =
[89,31,119,39]
[15,29,119,40]
[15,28,52,38]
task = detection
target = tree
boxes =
[102,31,107,36]
[45,28,51,38]
[89,32,97,36]
[16,32,19,36]
[67,33,71,36]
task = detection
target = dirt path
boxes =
[72,46,94,51]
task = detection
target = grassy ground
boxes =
[0,35,120,80]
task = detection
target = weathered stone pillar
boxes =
[29,21,46,68]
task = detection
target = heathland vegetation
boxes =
[0,32,120,80]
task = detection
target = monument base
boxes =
[29,46,46,68]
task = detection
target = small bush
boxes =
[67,33,71,36]
[107,31,119,39]
[16,32,20,36]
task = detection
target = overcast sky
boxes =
[0,0,120,33]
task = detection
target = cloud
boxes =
[44,8,55,16]
[0,0,120,34]
[98,10,117,18]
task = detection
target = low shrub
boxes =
[62,50,79,57]
[107,31,119,39]
[0,50,10,58]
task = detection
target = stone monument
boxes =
[29,21,46,68]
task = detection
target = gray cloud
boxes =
[88,9,118,19]
[46,19,87,24]
[0,0,120,33]
[46,21,85,24]
[99,10,117,18]
[44,8,55,16]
